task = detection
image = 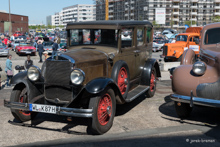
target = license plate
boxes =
[26,51,31,54]
[29,104,56,114]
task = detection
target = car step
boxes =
[125,85,149,102]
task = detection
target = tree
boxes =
[212,16,220,22]
[184,21,196,27]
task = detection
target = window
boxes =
[137,28,144,46]
[146,27,152,43]
[70,29,118,47]
[176,35,188,42]
[204,28,220,45]
[121,28,133,48]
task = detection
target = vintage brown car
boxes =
[4,21,161,135]
[170,22,220,118]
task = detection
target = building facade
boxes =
[95,0,220,30]
[48,4,96,27]
[0,12,28,33]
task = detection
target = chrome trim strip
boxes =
[4,100,93,118]
[59,54,75,64]
[170,94,220,108]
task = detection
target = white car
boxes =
[153,41,165,52]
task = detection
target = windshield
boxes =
[70,29,118,47]
[44,42,53,46]
[176,35,188,42]
[204,28,220,45]
[19,43,31,46]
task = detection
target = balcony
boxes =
[173,5,180,8]
[173,25,179,28]
[109,10,114,13]
[173,18,179,21]
[130,13,134,16]
[173,12,179,15]
[215,0,220,2]
[191,6,198,9]
[192,0,198,2]
[191,18,197,21]
[215,6,220,9]
[215,12,220,15]
[191,12,197,15]
[131,1,134,4]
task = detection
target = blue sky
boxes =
[0,0,93,25]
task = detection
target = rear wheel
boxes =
[146,67,157,98]
[174,101,192,119]
[10,87,37,122]
[88,87,116,135]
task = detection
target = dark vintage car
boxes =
[170,22,220,119]
[4,21,161,135]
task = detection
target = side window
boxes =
[189,37,193,42]
[193,36,200,44]
[137,28,144,46]
[146,27,152,43]
[70,30,80,45]
[121,28,133,48]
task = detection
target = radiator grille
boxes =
[44,60,72,102]
[163,46,168,56]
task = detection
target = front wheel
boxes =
[146,67,157,98]
[10,87,37,122]
[88,87,116,135]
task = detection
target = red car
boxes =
[15,42,36,56]
[13,31,22,37]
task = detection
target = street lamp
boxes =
[9,0,11,36]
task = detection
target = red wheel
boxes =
[97,93,112,126]
[89,87,116,135]
[19,95,31,116]
[10,87,37,122]
[150,69,155,92]
[117,67,128,95]
[146,67,157,97]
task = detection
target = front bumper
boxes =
[170,94,220,108]
[4,100,93,118]
[0,52,9,56]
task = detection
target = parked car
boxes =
[0,41,9,56]
[43,41,54,54]
[4,21,161,135]
[170,23,220,119]
[59,38,67,48]
[13,31,22,37]
[162,27,202,62]
[153,40,165,52]
[15,42,36,56]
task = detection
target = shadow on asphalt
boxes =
[159,95,220,142]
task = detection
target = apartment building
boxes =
[47,4,96,27]
[95,0,220,30]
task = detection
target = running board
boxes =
[125,85,149,102]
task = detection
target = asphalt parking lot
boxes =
[1,79,220,146]
[0,51,220,146]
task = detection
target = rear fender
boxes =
[11,72,44,102]
[140,58,161,86]
[85,77,125,104]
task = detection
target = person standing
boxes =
[5,54,13,87]
[52,38,58,57]
[24,55,33,69]
[43,51,50,61]
[37,41,44,63]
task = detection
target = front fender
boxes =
[172,65,218,97]
[140,58,161,86]
[11,71,44,102]
[85,77,125,104]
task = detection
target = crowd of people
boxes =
[0,31,63,89]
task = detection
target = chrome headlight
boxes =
[70,69,85,85]
[27,66,41,81]
[192,61,206,76]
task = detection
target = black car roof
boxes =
[66,20,153,30]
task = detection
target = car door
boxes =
[119,27,136,80]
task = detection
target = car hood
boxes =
[164,42,187,49]
[18,46,35,49]
[63,49,107,65]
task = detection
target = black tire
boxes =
[111,60,130,99]
[174,101,192,119]
[88,87,116,135]
[10,87,37,122]
[146,67,157,98]
[177,55,182,62]
[164,58,169,62]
